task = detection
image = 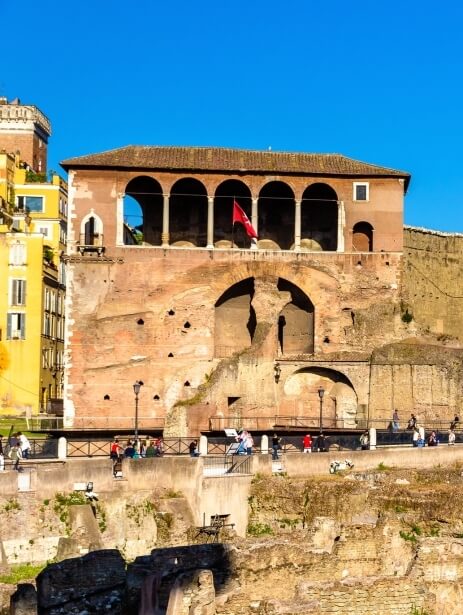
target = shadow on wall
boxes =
[31,544,233,614]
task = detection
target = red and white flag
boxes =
[232,200,258,239]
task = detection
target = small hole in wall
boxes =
[168,353,174,357]
[183,321,191,329]
[168,309,175,316]
[184,381,191,387]
[357,261,362,266]
[104,394,110,400]
[153,395,160,401]
[323,337,330,344]
[385,261,389,266]
[137,319,144,325]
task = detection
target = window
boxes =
[10,279,26,306]
[9,243,26,265]
[7,313,26,339]
[38,226,50,237]
[353,183,369,201]
[43,313,52,337]
[16,195,44,212]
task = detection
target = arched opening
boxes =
[170,178,207,247]
[301,183,338,251]
[352,221,374,252]
[282,367,357,427]
[81,212,103,247]
[124,176,163,246]
[258,182,294,250]
[214,180,252,248]
[215,278,256,357]
[277,279,314,354]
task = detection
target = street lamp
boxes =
[318,386,325,436]
[133,380,143,440]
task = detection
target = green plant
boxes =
[25,170,47,183]
[164,489,182,498]
[96,503,107,533]
[53,492,87,533]
[4,499,21,512]
[410,606,430,615]
[377,462,390,471]
[247,522,273,537]
[394,505,408,513]
[277,517,299,530]
[43,499,50,506]
[0,564,45,585]
[400,530,417,543]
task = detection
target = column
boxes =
[206,196,214,249]
[294,199,301,251]
[336,201,345,252]
[116,195,124,245]
[251,197,258,250]
[161,194,169,247]
[368,427,376,451]
[199,435,208,456]
[58,437,67,460]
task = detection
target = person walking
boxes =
[245,432,254,455]
[16,432,31,459]
[9,442,21,471]
[392,410,400,432]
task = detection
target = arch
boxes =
[283,367,358,427]
[214,180,252,248]
[277,278,314,354]
[301,183,338,251]
[258,181,294,250]
[124,176,163,246]
[170,178,208,247]
[80,211,103,246]
[214,278,256,357]
[353,221,374,252]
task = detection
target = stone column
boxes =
[58,437,67,460]
[337,201,345,252]
[162,194,170,247]
[260,434,269,455]
[206,196,214,249]
[116,194,124,245]
[199,435,208,456]
[294,199,301,250]
[251,197,258,250]
[368,428,376,451]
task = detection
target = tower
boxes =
[0,97,51,173]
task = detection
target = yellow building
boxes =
[0,152,67,416]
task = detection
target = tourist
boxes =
[16,432,31,459]
[189,440,200,457]
[272,433,281,460]
[448,429,456,445]
[0,438,4,472]
[110,438,123,460]
[427,431,438,447]
[145,441,157,457]
[360,430,369,451]
[124,441,136,458]
[245,431,254,455]
[140,440,147,457]
[302,433,312,453]
[154,437,164,457]
[8,442,21,471]
[450,415,460,430]
[392,409,400,432]
[133,440,141,459]
[412,428,419,447]
[407,414,417,430]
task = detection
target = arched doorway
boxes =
[124,176,163,245]
[282,367,357,427]
[214,180,252,248]
[258,181,294,250]
[170,178,208,247]
[352,221,373,252]
[301,183,338,251]
[214,278,256,357]
[277,278,314,354]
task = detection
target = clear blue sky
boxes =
[3,0,463,232]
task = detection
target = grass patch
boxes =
[377,462,391,472]
[247,522,273,537]
[0,564,45,584]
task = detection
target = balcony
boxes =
[77,233,105,256]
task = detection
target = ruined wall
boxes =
[404,226,463,339]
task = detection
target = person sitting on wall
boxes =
[110,438,123,460]
[448,429,456,445]
[407,414,417,430]
[450,415,460,430]
[360,431,369,451]
[271,434,281,460]
[154,437,164,457]
[412,428,420,447]
[428,431,438,447]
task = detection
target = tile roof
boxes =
[61,145,410,188]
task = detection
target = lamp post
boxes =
[318,386,325,436]
[133,381,143,440]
